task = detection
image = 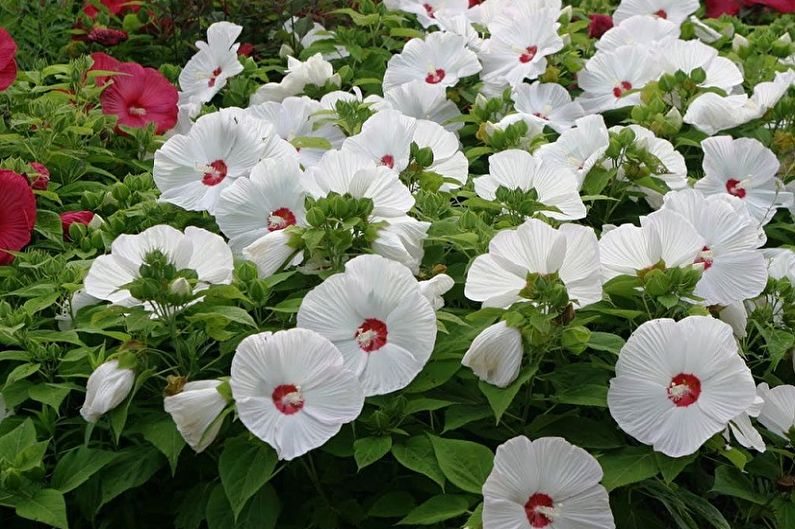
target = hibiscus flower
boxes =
[613,0,699,25]
[179,22,244,104]
[0,28,17,91]
[0,170,36,265]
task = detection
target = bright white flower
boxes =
[596,15,679,53]
[661,189,767,306]
[465,218,602,309]
[80,359,135,423]
[230,328,364,460]
[690,16,725,44]
[511,82,585,134]
[613,0,699,26]
[382,80,463,133]
[84,225,234,311]
[153,109,295,213]
[170,94,203,137]
[435,10,484,52]
[342,110,417,172]
[297,254,438,396]
[164,380,229,453]
[599,209,705,281]
[483,436,615,529]
[179,22,244,104]
[608,316,756,458]
[462,321,523,387]
[242,230,304,279]
[249,53,340,105]
[215,158,306,253]
[536,114,609,186]
[384,0,469,28]
[474,149,586,221]
[661,40,743,93]
[695,136,794,225]
[412,119,469,190]
[757,383,795,440]
[371,215,431,274]
[467,0,562,26]
[484,112,546,142]
[723,395,766,453]
[718,301,748,338]
[577,45,661,114]
[247,96,345,168]
[764,248,795,282]
[419,273,455,310]
[382,32,482,92]
[479,7,563,89]
[56,289,100,331]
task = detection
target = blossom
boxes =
[756,383,795,439]
[608,316,756,457]
[382,80,463,133]
[0,170,36,265]
[613,0,699,25]
[695,136,793,225]
[536,114,609,186]
[511,82,585,134]
[382,32,482,92]
[588,14,614,38]
[705,0,742,17]
[462,321,523,387]
[215,158,306,253]
[297,254,438,396]
[370,215,431,274]
[230,328,365,460]
[660,39,743,93]
[179,22,244,104]
[342,110,417,172]
[418,273,455,310]
[384,0,469,28]
[595,14,679,53]
[723,395,766,452]
[412,118,469,190]
[764,248,795,282]
[465,218,603,310]
[577,45,661,113]
[153,108,294,213]
[164,380,229,453]
[86,27,128,46]
[0,28,18,91]
[83,0,140,18]
[28,162,50,190]
[84,225,234,311]
[249,53,339,105]
[474,149,586,221]
[661,189,767,306]
[80,359,135,423]
[56,289,100,331]
[483,436,615,529]
[242,230,304,279]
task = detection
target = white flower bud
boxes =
[732,34,750,53]
[665,106,683,129]
[462,321,523,388]
[278,44,294,59]
[418,274,455,310]
[169,277,193,297]
[88,214,105,229]
[80,359,135,423]
[164,380,229,453]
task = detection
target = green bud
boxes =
[617,127,636,147]
[690,67,707,84]
[236,261,259,282]
[306,207,325,227]
[643,268,671,297]
[415,146,435,167]
[561,325,591,354]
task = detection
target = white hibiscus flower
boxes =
[613,0,699,26]
[511,82,585,134]
[577,45,661,114]
[179,22,245,104]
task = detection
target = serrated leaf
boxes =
[15,488,68,529]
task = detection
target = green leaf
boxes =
[774,499,795,529]
[465,502,484,529]
[479,366,536,423]
[141,418,185,475]
[98,446,163,509]
[266,297,303,314]
[33,210,64,242]
[206,483,281,529]
[187,306,257,327]
[51,447,118,493]
[389,27,426,39]
[404,360,460,393]
[0,419,37,464]
[392,436,446,489]
[28,383,73,410]
[429,436,493,494]
[587,332,626,354]
[108,368,153,443]
[711,466,768,504]
[368,491,416,518]
[290,136,332,150]
[354,436,392,470]
[552,384,608,407]
[219,435,279,521]
[4,363,41,386]
[599,447,659,491]
[443,405,493,433]
[398,494,469,525]
[15,488,68,529]
[655,453,695,484]
[533,416,624,449]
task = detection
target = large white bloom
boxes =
[215,158,306,253]
[80,359,135,423]
[465,218,603,309]
[483,436,615,529]
[230,329,364,460]
[342,110,417,172]
[474,149,586,221]
[164,380,228,453]
[536,114,609,186]
[384,0,469,28]
[756,383,795,440]
[382,80,464,133]
[577,45,661,114]
[462,321,523,388]
[596,14,679,53]
[613,0,699,25]
[511,82,585,134]
[608,316,756,458]
[660,40,743,93]
[249,53,339,105]
[695,136,793,225]
[153,109,295,213]
[382,32,482,92]
[297,254,438,396]
[179,22,244,104]
[370,215,431,274]
[84,225,234,310]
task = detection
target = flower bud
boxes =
[29,162,50,190]
[418,273,455,310]
[61,211,96,240]
[168,277,193,297]
[462,321,523,388]
[732,34,750,53]
[278,44,294,59]
[164,379,229,453]
[80,359,135,423]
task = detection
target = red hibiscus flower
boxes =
[87,27,129,46]
[60,211,95,239]
[83,0,142,19]
[238,43,254,57]
[747,0,795,13]
[28,162,50,190]
[588,14,614,38]
[89,53,178,135]
[705,0,744,17]
[0,170,37,265]
[0,28,17,92]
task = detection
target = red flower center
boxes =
[355,318,388,352]
[613,80,633,98]
[519,46,538,63]
[695,246,714,270]
[272,384,304,415]
[425,68,446,84]
[128,105,147,116]
[423,3,435,18]
[208,66,222,88]
[201,159,228,186]
[725,178,746,198]
[468,0,482,6]
[668,373,701,407]
[525,493,554,528]
[380,154,395,168]
[268,207,297,231]
[532,111,548,120]
[655,9,668,18]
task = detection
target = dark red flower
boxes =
[0,28,17,92]
[0,170,36,265]
[83,0,142,19]
[588,14,614,38]
[238,43,254,57]
[28,163,50,190]
[98,60,178,134]
[89,52,123,86]
[705,0,743,17]
[60,211,95,238]
[87,27,129,46]
[747,0,795,13]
